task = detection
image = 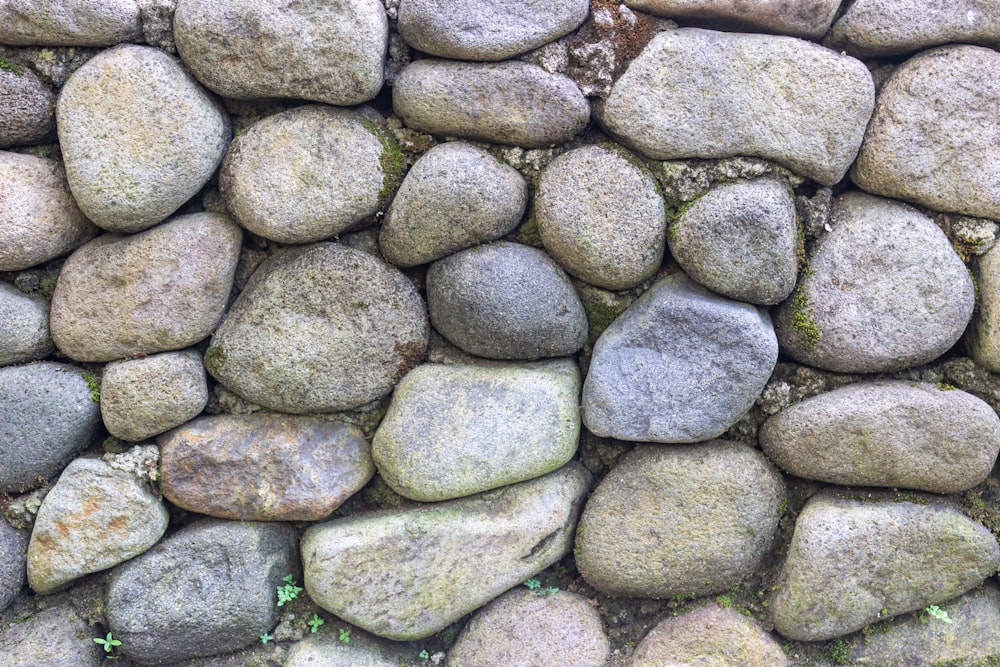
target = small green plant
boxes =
[308,613,324,633]
[935,382,957,391]
[523,578,540,590]
[276,574,303,607]
[94,632,122,653]
[259,632,274,645]
[81,372,101,402]
[338,628,350,643]
[522,578,557,596]
[419,650,430,660]
[0,57,24,74]
[923,605,953,623]
[716,594,734,608]
[827,637,849,665]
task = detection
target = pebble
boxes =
[0,66,55,147]
[0,604,100,665]
[622,0,839,39]
[0,0,141,46]
[968,240,1000,372]
[0,283,53,367]
[0,516,28,612]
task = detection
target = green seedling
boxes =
[338,628,351,643]
[419,649,430,660]
[94,632,122,653]
[308,613,325,633]
[277,574,303,606]
[923,605,952,623]
[259,632,274,645]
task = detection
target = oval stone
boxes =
[0,66,55,148]
[0,0,141,46]
[0,283,53,367]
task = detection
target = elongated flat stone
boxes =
[624,0,839,39]
[0,0,141,46]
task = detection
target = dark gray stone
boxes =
[0,517,27,612]
[0,283,53,367]
[0,604,100,665]
[0,66,55,147]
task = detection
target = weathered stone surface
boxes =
[597,28,874,186]
[760,381,1000,493]
[669,176,797,305]
[426,242,587,360]
[379,141,528,268]
[0,362,101,493]
[576,443,783,598]
[0,283,52,367]
[774,193,974,373]
[853,45,1000,219]
[393,60,590,148]
[0,151,97,271]
[284,630,417,667]
[624,0,838,39]
[0,0,141,46]
[208,243,428,414]
[159,414,373,521]
[0,516,27,612]
[57,44,230,233]
[107,519,298,665]
[0,604,100,665]
[582,272,776,443]
[220,105,405,245]
[968,239,1000,372]
[372,360,580,501]
[535,145,666,290]
[770,495,1000,641]
[100,350,208,441]
[302,463,591,640]
[50,213,242,363]
[0,66,54,147]
[174,0,387,105]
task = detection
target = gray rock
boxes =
[0,604,100,666]
[208,242,428,414]
[50,212,242,363]
[0,517,27,612]
[597,28,874,186]
[0,362,101,493]
[0,0,141,45]
[853,45,1000,220]
[426,242,587,360]
[100,350,208,442]
[774,192,974,373]
[397,0,588,61]
[0,283,52,367]
[107,519,298,665]
[220,105,405,245]
[379,141,528,268]
[968,239,1000,372]
[174,0,386,105]
[623,0,839,39]
[302,463,591,640]
[0,151,97,271]
[668,176,797,305]
[582,272,777,443]
[770,494,1000,641]
[535,145,666,290]
[57,44,230,233]
[0,66,54,147]
[372,360,580,501]
[285,630,417,667]
[576,442,784,598]
[393,60,590,148]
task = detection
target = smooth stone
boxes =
[582,272,777,443]
[372,360,580,501]
[107,519,298,665]
[535,145,666,290]
[0,604,100,665]
[207,242,429,413]
[302,463,591,640]
[669,176,797,305]
[0,0,141,45]
[0,362,101,493]
[0,151,97,271]
[0,517,28,612]
[774,192,974,373]
[220,105,405,244]
[100,350,208,442]
[57,44,231,233]
[27,457,168,594]
[50,213,242,363]
[576,443,783,598]
[623,0,839,39]
[285,630,417,667]
[968,240,1000,371]
[174,0,386,105]
[770,495,1000,641]
[0,283,53,366]
[853,45,1000,219]
[393,60,590,148]
[159,414,373,521]
[0,66,55,147]
[379,141,528,268]
[597,28,874,186]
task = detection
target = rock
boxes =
[57,44,230,233]
[668,176,797,305]
[50,213,242,363]
[0,604,100,665]
[0,0,141,46]
[535,145,666,290]
[774,192,974,373]
[0,283,53,367]
[0,517,28,612]
[0,66,55,147]
[379,141,528,268]
[302,463,591,640]
[447,588,609,667]
[0,362,101,493]
[372,360,580,501]
[852,45,1000,219]
[427,243,587,360]
[575,443,783,598]
[623,0,839,39]
[159,414,373,521]
[760,381,1000,494]
[397,0,588,60]
[284,630,417,667]
[393,60,590,148]
[968,240,1000,372]
[597,28,874,186]
[26,457,168,594]
[582,272,777,443]
[100,350,208,441]
[174,0,386,105]
[107,519,298,665]
[220,105,405,245]
[0,151,97,271]
[207,242,428,414]
[769,494,1000,641]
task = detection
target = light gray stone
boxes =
[968,239,1000,372]
[0,517,27,612]
[0,283,52,367]
[0,604,100,666]
[0,0,141,46]
[285,630,417,667]
[623,0,839,39]
[0,66,54,147]
[57,44,230,233]
[597,28,874,186]
[582,272,777,443]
